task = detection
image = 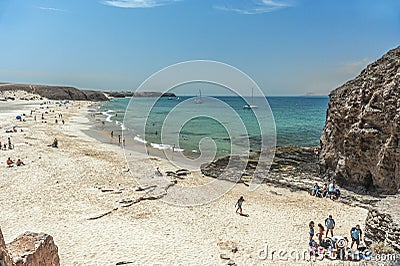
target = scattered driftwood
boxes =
[116,261,134,265]
[87,208,118,220]
[100,188,114,192]
[135,185,157,192]
[165,169,191,179]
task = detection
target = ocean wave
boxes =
[149,142,184,152]
[134,136,147,144]
[101,110,115,122]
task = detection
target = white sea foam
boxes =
[101,110,114,122]
[134,136,147,144]
[150,143,171,150]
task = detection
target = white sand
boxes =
[0,99,369,265]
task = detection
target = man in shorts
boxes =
[350,225,363,249]
[325,215,335,237]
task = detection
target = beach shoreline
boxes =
[0,98,371,265]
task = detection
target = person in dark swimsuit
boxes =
[235,196,245,215]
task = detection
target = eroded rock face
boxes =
[0,228,60,266]
[320,46,400,193]
[0,229,14,266]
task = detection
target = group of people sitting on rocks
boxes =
[310,180,340,200]
[6,157,25,167]
[308,215,367,261]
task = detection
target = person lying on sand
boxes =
[16,159,25,166]
[6,157,14,167]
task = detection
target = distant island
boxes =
[0,82,175,101]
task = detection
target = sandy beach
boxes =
[0,99,369,265]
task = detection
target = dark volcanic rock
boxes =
[201,146,321,191]
[0,83,108,101]
[319,46,400,194]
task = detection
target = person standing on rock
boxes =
[235,196,244,215]
[325,215,335,237]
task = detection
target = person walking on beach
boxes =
[118,135,121,144]
[111,131,114,138]
[235,196,244,215]
[350,225,363,249]
[325,215,335,237]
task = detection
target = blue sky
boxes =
[0,0,399,95]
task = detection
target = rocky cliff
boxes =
[0,228,60,266]
[319,46,400,194]
[0,83,108,101]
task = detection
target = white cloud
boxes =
[214,0,292,14]
[38,7,67,12]
[102,0,178,8]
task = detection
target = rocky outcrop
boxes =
[364,194,400,255]
[201,146,320,189]
[0,229,14,266]
[319,46,400,194]
[0,83,107,101]
[0,82,176,101]
[365,210,400,252]
[0,228,60,266]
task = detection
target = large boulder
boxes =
[0,229,14,266]
[319,46,400,194]
[0,228,60,266]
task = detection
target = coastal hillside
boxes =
[0,83,176,101]
[0,83,108,101]
[320,46,400,194]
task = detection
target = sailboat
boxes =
[243,88,258,109]
[193,89,203,104]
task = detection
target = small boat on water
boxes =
[193,89,202,104]
[243,88,258,109]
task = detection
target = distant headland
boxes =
[0,82,175,101]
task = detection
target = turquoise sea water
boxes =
[100,96,329,157]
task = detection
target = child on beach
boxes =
[317,223,324,245]
[312,183,319,196]
[235,196,244,215]
[309,221,315,241]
